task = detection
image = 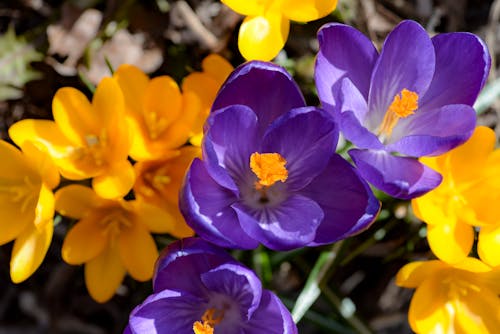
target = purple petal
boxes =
[261,107,338,190]
[201,263,262,320]
[154,238,235,292]
[419,32,491,111]
[212,61,305,135]
[335,78,384,150]
[204,105,260,185]
[180,159,259,249]
[301,154,380,245]
[245,290,298,334]
[128,289,204,334]
[366,20,435,131]
[232,195,324,251]
[388,104,476,156]
[349,149,442,199]
[315,22,378,111]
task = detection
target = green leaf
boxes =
[0,26,43,100]
[474,77,500,115]
[292,242,343,323]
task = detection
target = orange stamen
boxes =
[192,308,224,334]
[378,88,419,138]
[249,152,288,188]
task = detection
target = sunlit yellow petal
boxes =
[85,245,126,303]
[238,13,290,61]
[455,286,500,333]
[34,184,55,230]
[221,0,266,16]
[164,202,195,238]
[427,221,473,264]
[281,0,337,22]
[408,277,451,333]
[21,142,60,189]
[10,221,53,283]
[118,222,158,281]
[92,160,135,199]
[55,184,100,219]
[449,126,495,184]
[0,140,39,181]
[92,77,125,127]
[133,201,175,234]
[8,119,70,159]
[396,260,446,288]
[411,192,450,226]
[61,214,107,264]
[478,225,500,267]
[52,87,97,145]
[113,64,149,115]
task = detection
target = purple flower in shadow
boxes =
[315,20,490,199]
[180,61,380,251]
[124,238,297,334]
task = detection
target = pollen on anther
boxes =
[250,152,288,188]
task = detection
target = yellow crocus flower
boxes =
[55,184,175,303]
[397,257,500,333]
[9,78,134,199]
[412,126,500,265]
[0,140,59,283]
[222,0,338,60]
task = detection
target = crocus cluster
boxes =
[1,54,233,302]
[0,8,496,334]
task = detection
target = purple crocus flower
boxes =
[180,61,380,251]
[315,20,490,199]
[124,238,297,334]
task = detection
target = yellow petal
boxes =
[118,221,158,281]
[113,64,149,116]
[449,126,495,184]
[52,87,97,145]
[152,92,200,153]
[10,221,53,283]
[162,202,195,238]
[133,201,175,234]
[21,142,60,190]
[8,119,72,158]
[55,184,99,219]
[411,190,451,226]
[408,277,451,333]
[34,184,55,230]
[478,225,500,267]
[454,285,500,333]
[396,260,446,288]
[61,214,108,264]
[143,76,182,133]
[221,0,266,16]
[0,139,40,181]
[92,160,135,199]
[92,77,125,127]
[200,54,234,87]
[281,0,337,22]
[85,245,126,303]
[427,220,473,264]
[238,13,290,61]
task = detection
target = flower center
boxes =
[145,110,169,140]
[100,208,132,245]
[193,308,224,334]
[250,152,288,188]
[377,89,418,140]
[0,176,40,213]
